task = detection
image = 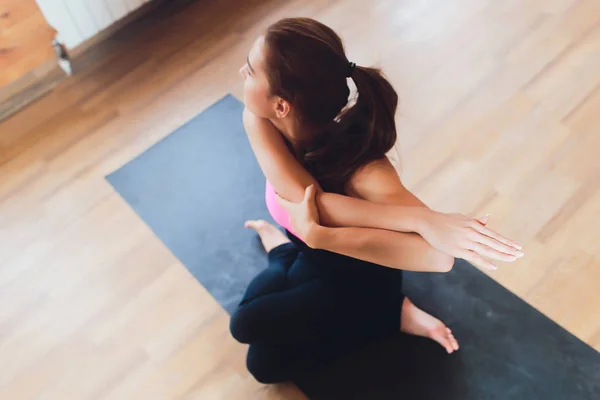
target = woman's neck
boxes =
[269,117,303,151]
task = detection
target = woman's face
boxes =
[240,36,274,118]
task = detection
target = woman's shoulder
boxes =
[350,157,400,184]
[345,157,405,200]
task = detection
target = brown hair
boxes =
[263,17,398,193]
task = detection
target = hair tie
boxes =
[346,61,356,77]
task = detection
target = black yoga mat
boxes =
[107,95,600,400]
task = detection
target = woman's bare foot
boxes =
[245,220,291,253]
[400,297,460,354]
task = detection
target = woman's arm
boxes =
[243,107,421,233]
[312,225,456,272]
[278,185,518,272]
[331,158,458,271]
[244,109,523,267]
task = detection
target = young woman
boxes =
[230,17,523,384]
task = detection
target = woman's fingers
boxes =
[471,222,523,251]
[463,250,496,270]
[477,213,490,226]
[468,242,518,262]
[304,185,316,202]
[470,229,524,258]
[303,185,321,225]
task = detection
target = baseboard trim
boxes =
[0,58,64,123]
[0,0,170,123]
[69,0,169,61]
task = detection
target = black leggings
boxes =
[230,235,404,384]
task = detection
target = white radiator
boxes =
[36,0,152,49]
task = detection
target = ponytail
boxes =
[263,18,399,194]
[302,64,398,193]
[349,65,398,158]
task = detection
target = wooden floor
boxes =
[0,0,56,87]
[1,0,599,398]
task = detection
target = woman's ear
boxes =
[274,98,291,119]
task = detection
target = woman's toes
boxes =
[432,328,455,354]
[245,220,267,230]
[245,219,290,252]
[437,328,459,354]
[451,337,460,351]
[400,297,460,355]
[444,340,454,354]
[446,329,459,351]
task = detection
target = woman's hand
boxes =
[417,209,524,270]
[276,186,524,270]
[275,185,322,247]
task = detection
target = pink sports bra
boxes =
[265,181,300,240]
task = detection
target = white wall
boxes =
[36,0,152,49]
